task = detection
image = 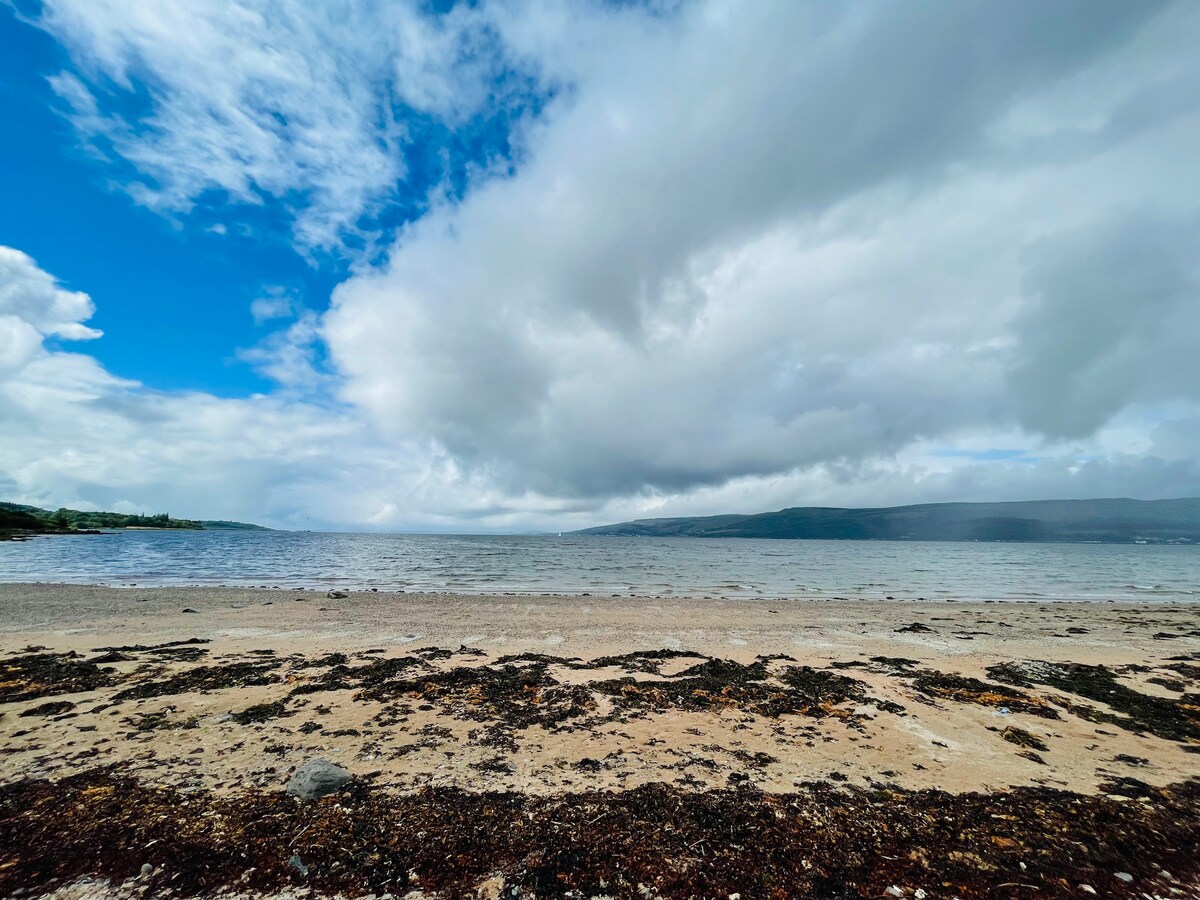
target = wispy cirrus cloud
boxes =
[36,0,537,251]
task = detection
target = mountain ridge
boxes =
[575,498,1200,544]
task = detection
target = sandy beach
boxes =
[2,583,1198,898]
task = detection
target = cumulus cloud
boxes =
[3,1,1199,528]
[0,244,496,527]
[0,246,102,377]
[325,0,1200,501]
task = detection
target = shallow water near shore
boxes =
[2,530,1198,601]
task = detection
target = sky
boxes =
[1,0,1198,532]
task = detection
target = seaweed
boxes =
[123,709,200,732]
[594,662,876,720]
[414,645,486,660]
[908,671,1060,719]
[1148,676,1187,692]
[988,661,1200,743]
[230,699,294,724]
[112,661,282,702]
[1001,726,1049,752]
[0,652,119,703]
[1,770,1198,899]
[93,638,210,653]
[589,649,708,674]
[291,652,350,670]
[18,699,76,717]
[1165,662,1200,681]
[1114,754,1149,767]
[88,651,134,664]
[869,657,920,669]
[357,662,597,729]
[494,652,583,667]
[143,646,209,662]
[352,655,430,687]
[289,654,431,696]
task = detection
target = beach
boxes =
[2,583,1198,898]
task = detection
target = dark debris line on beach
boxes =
[0,651,120,703]
[1,770,1198,899]
[988,660,1200,743]
[7,643,1200,744]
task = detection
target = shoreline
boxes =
[2,583,1198,897]
[6,577,1196,604]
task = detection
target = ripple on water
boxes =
[1,532,1197,602]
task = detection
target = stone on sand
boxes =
[286,759,351,800]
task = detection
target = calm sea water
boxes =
[0,530,1197,601]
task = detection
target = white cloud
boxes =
[325,0,1200,501]
[3,1,1199,529]
[237,310,325,392]
[36,0,520,250]
[0,246,102,343]
[249,287,297,324]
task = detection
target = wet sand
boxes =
[1,584,1198,898]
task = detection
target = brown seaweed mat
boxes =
[2,770,1198,898]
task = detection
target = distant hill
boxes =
[575,498,1200,544]
[0,502,269,537]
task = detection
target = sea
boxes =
[1,530,1198,602]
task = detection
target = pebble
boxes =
[181,607,199,614]
[885,888,904,898]
[1114,872,1133,883]
[1080,886,1096,895]
[139,864,152,877]
[327,590,349,599]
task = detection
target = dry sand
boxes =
[2,583,1199,898]
[2,583,1198,795]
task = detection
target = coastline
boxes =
[2,583,1198,897]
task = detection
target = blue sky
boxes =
[0,3,545,397]
[0,9,328,394]
[0,1,1197,530]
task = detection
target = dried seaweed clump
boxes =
[18,700,76,718]
[2,771,1199,899]
[589,649,708,674]
[594,660,877,720]
[290,654,431,696]
[909,671,1060,719]
[0,652,119,703]
[112,661,282,702]
[230,699,295,724]
[1001,726,1050,752]
[356,662,597,729]
[988,661,1200,743]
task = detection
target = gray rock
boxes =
[181,608,199,614]
[327,590,348,599]
[1114,872,1133,883]
[286,759,351,800]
